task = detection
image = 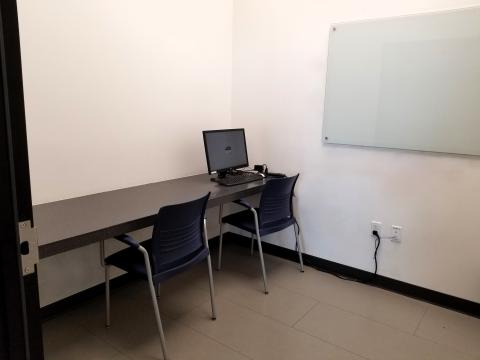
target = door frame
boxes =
[0,0,43,359]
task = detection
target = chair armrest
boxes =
[114,234,140,249]
[234,199,254,210]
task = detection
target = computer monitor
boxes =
[203,129,249,176]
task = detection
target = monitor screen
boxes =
[203,129,249,173]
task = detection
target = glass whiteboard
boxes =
[323,7,480,155]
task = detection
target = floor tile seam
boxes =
[175,300,256,360]
[218,289,320,328]
[180,296,371,360]
[292,321,474,360]
[290,300,319,328]
[72,273,427,345]
[413,306,429,335]
[184,322,256,360]
[76,308,177,358]
[75,321,130,359]
[216,292,318,329]
[183,294,315,332]
[291,323,373,360]
[294,310,477,360]
[269,265,434,310]
[267,276,326,302]
[270,279,428,336]
[412,331,480,359]
[211,296,375,359]
[269,269,430,309]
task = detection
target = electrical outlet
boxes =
[391,225,402,242]
[371,221,382,234]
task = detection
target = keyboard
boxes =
[215,172,264,186]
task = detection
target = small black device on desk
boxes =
[203,128,265,186]
[254,164,286,178]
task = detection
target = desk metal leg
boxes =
[105,265,111,327]
[217,204,224,271]
[100,240,106,267]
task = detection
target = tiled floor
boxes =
[43,243,480,360]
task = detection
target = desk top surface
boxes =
[34,173,266,258]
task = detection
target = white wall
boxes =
[232,0,480,302]
[19,0,232,204]
[18,0,233,306]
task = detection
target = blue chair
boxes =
[104,194,216,360]
[217,175,304,294]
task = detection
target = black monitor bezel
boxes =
[202,128,249,175]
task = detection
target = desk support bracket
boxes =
[18,220,39,276]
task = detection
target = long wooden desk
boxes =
[34,173,266,259]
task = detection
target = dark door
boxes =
[0,0,44,359]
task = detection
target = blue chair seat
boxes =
[105,240,209,283]
[222,209,296,237]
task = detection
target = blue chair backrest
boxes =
[150,193,210,273]
[258,174,299,226]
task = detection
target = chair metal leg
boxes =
[139,246,168,360]
[156,284,161,299]
[250,234,255,255]
[251,209,268,294]
[105,264,111,328]
[204,219,217,320]
[294,223,304,272]
[217,204,224,271]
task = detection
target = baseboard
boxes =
[225,232,480,319]
[41,232,480,320]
